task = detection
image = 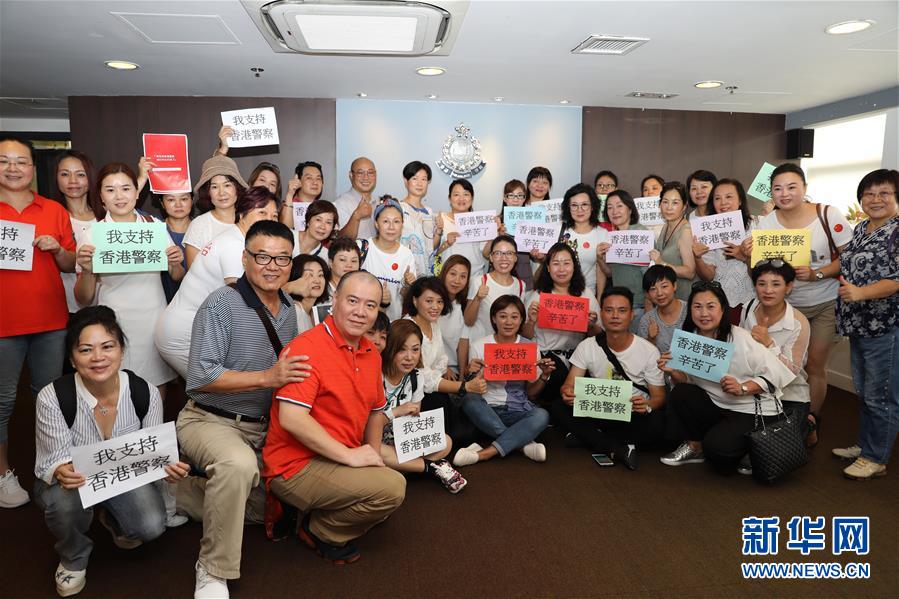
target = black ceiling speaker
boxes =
[786,128,814,159]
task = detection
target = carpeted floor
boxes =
[2,379,896,598]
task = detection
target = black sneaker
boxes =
[297,515,361,565]
[564,432,585,448]
[264,493,298,541]
[619,445,638,471]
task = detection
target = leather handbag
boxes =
[746,381,808,483]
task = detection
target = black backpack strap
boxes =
[410,370,419,395]
[124,369,151,423]
[594,332,651,395]
[228,282,284,356]
[53,373,78,429]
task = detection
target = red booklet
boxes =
[142,133,191,193]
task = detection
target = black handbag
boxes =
[746,379,808,483]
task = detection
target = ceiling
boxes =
[1,0,897,121]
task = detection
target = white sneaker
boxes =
[452,447,480,467]
[0,469,30,508]
[832,445,862,460]
[55,563,86,597]
[195,561,229,599]
[522,442,547,462]
[166,513,189,528]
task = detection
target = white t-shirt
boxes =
[739,300,810,404]
[360,238,416,321]
[560,226,609,294]
[401,201,435,276]
[404,316,447,393]
[525,289,600,353]
[436,212,489,281]
[754,207,852,307]
[438,302,470,370]
[334,188,377,240]
[470,334,539,408]
[468,273,526,342]
[183,211,237,251]
[569,334,664,400]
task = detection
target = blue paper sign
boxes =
[503,206,546,235]
[669,329,734,382]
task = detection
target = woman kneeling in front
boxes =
[34,306,189,597]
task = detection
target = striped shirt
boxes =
[34,371,163,484]
[186,274,298,418]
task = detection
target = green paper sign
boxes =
[573,377,633,422]
[748,162,777,201]
[92,221,169,273]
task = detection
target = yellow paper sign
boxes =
[751,229,811,267]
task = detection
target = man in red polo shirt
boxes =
[263,270,405,564]
[0,135,76,508]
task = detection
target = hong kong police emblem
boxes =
[436,123,486,179]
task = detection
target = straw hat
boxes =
[193,155,249,192]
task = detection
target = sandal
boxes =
[805,411,820,448]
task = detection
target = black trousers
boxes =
[665,383,780,473]
[536,352,569,411]
[550,398,667,457]
[421,391,478,450]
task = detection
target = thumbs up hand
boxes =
[837,275,865,302]
[403,265,416,286]
[751,312,773,348]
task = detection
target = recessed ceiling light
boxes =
[105,60,139,71]
[426,93,438,100]
[694,80,723,89]
[559,99,570,104]
[357,92,368,98]
[416,66,445,76]
[494,96,504,102]
[825,20,875,35]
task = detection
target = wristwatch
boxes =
[814,270,825,281]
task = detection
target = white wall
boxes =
[0,116,70,132]
[335,99,582,214]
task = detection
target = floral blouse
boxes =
[836,216,899,338]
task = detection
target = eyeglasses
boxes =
[0,157,33,168]
[246,250,292,267]
[504,193,526,200]
[596,183,616,191]
[353,170,376,178]
[691,280,723,291]
[756,257,786,268]
[491,250,516,258]
[861,191,896,202]
[570,203,592,211]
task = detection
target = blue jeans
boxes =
[33,480,166,570]
[850,328,899,465]
[0,329,66,443]
[461,394,549,456]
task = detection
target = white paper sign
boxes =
[71,422,179,508]
[689,210,747,251]
[393,408,447,464]
[220,106,280,148]
[454,210,497,243]
[515,221,562,254]
[0,220,35,271]
[542,198,564,224]
[292,202,312,231]
[606,230,654,264]
[635,196,664,226]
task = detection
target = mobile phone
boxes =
[591,453,614,467]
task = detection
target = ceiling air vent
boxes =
[626,91,678,100]
[571,35,649,56]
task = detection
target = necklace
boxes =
[94,377,120,416]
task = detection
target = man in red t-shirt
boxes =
[0,135,76,508]
[263,271,405,564]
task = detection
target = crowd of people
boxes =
[1,130,896,598]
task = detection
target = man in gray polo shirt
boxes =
[175,220,307,599]
[334,156,377,239]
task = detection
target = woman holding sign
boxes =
[378,319,467,493]
[743,164,852,446]
[464,235,527,342]
[597,190,651,324]
[658,282,795,473]
[834,169,899,480]
[692,179,755,323]
[434,179,489,281]
[497,179,535,289]
[559,183,609,295]
[182,156,248,269]
[74,164,183,394]
[650,182,695,301]
[522,243,601,408]
[34,307,189,598]
[454,295,555,467]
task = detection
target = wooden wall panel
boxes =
[581,106,788,198]
[68,96,336,214]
